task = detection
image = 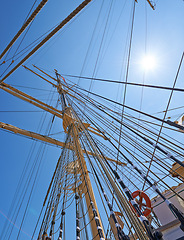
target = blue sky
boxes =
[0,0,184,239]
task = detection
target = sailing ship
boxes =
[0,0,184,239]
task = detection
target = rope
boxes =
[72,99,184,232]
[0,0,49,61]
[142,51,184,190]
[0,0,93,83]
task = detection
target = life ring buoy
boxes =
[130,190,152,217]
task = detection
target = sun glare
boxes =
[141,55,156,71]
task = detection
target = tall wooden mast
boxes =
[55,70,105,239]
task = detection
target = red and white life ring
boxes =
[130,190,152,217]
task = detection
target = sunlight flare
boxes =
[141,54,157,71]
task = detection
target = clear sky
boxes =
[0,0,184,239]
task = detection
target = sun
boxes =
[141,54,156,71]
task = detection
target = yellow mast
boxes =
[56,70,105,239]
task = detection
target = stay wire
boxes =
[16,92,58,240]
[82,0,114,115]
[1,0,94,81]
[52,147,71,240]
[80,135,129,240]
[79,138,129,237]
[80,135,111,224]
[69,86,184,158]
[142,51,184,190]
[37,134,70,238]
[2,0,38,62]
[69,90,183,181]
[70,84,184,169]
[71,103,153,239]
[71,124,105,239]
[74,97,184,193]
[92,139,144,188]
[2,23,59,65]
[62,73,184,93]
[75,118,137,238]
[2,86,57,239]
[79,197,90,240]
[63,76,184,132]
[77,95,183,221]
[71,98,184,202]
[74,0,105,89]
[71,91,184,182]
[71,84,181,151]
[16,141,47,240]
[131,0,148,183]
[74,102,154,188]
[113,0,136,208]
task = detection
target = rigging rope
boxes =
[0,0,93,83]
[0,0,49,61]
[142,51,184,190]
[61,73,184,93]
[72,99,184,232]
[81,137,130,240]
